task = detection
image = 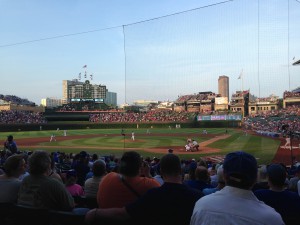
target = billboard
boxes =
[215,97,228,105]
[197,114,242,121]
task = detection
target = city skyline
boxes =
[1,0,300,105]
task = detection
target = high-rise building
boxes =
[62,79,107,103]
[62,79,83,103]
[41,98,62,108]
[218,75,229,100]
[105,91,117,107]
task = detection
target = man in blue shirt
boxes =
[255,163,300,224]
[85,153,203,225]
[3,135,18,154]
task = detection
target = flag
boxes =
[238,70,243,79]
[83,65,87,68]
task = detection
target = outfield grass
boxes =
[0,128,281,164]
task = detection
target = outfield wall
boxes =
[0,111,241,131]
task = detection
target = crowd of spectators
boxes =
[57,103,105,112]
[175,93,218,104]
[243,106,300,133]
[89,110,194,123]
[175,94,194,103]
[0,94,35,106]
[250,96,279,103]
[0,110,47,124]
[284,91,300,99]
[58,104,77,111]
[1,149,300,224]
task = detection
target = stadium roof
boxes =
[292,87,300,93]
[293,59,300,66]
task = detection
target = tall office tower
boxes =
[62,79,83,104]
[218,75,229,99]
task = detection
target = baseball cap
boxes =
[79,151,88,158]
[7,135,13,141]
[189,161,198,170]
[223,151,257,185]
[295,165,300,173]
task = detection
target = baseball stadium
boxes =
[1,0,300,224]
[1,88,300,166]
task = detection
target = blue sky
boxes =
[0,0,299,105]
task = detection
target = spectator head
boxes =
[66,170,77,186]
[79,151,88,159]
[28,150,51,176]
[293,165,300,176]
[267,164,286,187]
[188,161,198,180]
[223,151,257,189]
[119,151,142,177]
[198,157,208,168]
[92,159,106,177]
[257,165,268,182]
[195,166,210,182]
[160,154,181,177]
[7,135,13,142]
[92,153,98,161]
[3,154,26,177]
[66,170,77,179]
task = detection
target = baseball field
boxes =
[2,127,299,165]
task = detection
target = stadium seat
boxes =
[83,197,98,209]
[48,210,85,225]
[73,196,98,209]
[13,204,50,225]
[0,202,14,225]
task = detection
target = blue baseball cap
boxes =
[223,151,257,184]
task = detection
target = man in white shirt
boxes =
[284,136,291,148]
[190,151,284,225]
[50,134,56,142]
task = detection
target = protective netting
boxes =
[122,0,300,104]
